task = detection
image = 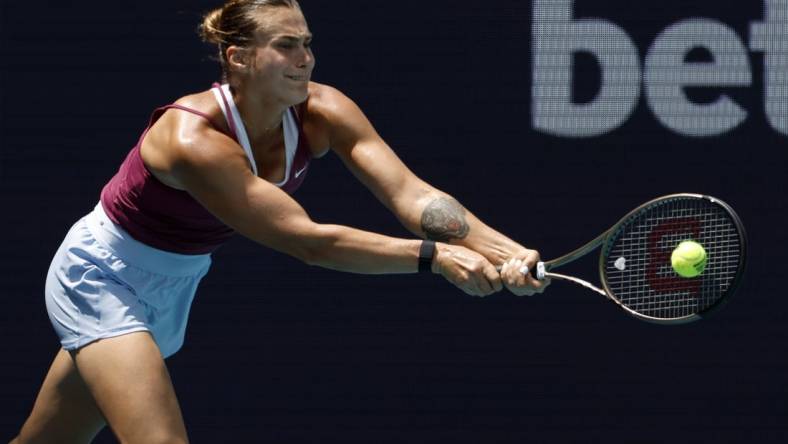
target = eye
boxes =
[275,38,312,50]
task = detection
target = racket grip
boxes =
[495,261,546,280]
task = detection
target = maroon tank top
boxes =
[100,97,313,255]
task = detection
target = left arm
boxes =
[309,83,547,295]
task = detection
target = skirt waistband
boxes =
[84,202,211,277]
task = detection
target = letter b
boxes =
[532,0,641,138]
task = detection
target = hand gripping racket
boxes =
[512,194,747,324]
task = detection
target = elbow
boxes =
[288,223,340,267]
[298,246,321,267]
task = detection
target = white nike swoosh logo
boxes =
[294,165,308,178]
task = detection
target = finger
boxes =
[507,259,523,288]
[456,272,478,297]
[466,273,486,297]
[517,280,537,296]
[475,264,497,295]
[484,262,503,293]
[501,259,515,287]
[517,259,529,276]
[526,274,551,292]
[505,273,517,288]
[522,250,540,273]
[515,259,528,287]
[475,277,492,296]
[460,278,480,297]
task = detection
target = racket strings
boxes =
[603,198,743,320]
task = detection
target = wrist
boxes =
[418,240,436,273]
[430,242,444,274]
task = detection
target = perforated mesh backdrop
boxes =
[1,1,786,442]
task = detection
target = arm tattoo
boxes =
[420,197,470,241]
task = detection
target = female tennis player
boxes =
[11,1,548,442]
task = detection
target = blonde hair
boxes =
[199,0,302,82]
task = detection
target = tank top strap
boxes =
[211,82,240,141]
[149,104,229,137]
[159,104,215,122]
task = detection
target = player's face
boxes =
[248,7,315,106]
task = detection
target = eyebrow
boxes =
[274,34,313,42]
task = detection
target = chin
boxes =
[286,87,309,105]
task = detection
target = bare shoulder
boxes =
[173,90,230,133]
[303,82,377,154]
[304,81,360,122]
[174,90,218,113]
[163,89,242,165]
[141,89,239,189]
[300,82,341,156]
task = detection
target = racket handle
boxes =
[495,261,546,280]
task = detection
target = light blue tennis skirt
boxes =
[45,203,211,358]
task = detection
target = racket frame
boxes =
[535,193,747,324]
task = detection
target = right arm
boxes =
[167,124,501,295]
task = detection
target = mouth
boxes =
[285,74,309,82]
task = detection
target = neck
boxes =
[231,84,287,141]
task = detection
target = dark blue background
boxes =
[1,1,785,442]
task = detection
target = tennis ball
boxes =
[671,241,707,278]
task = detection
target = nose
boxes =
[297,47,314,69]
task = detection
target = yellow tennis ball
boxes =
[671,241,707,278]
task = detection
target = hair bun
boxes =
[199,8,225,45]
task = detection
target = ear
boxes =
[226,46,250,71]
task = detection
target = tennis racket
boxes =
[509,193,747,324]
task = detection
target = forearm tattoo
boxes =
[420,197,470,242]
